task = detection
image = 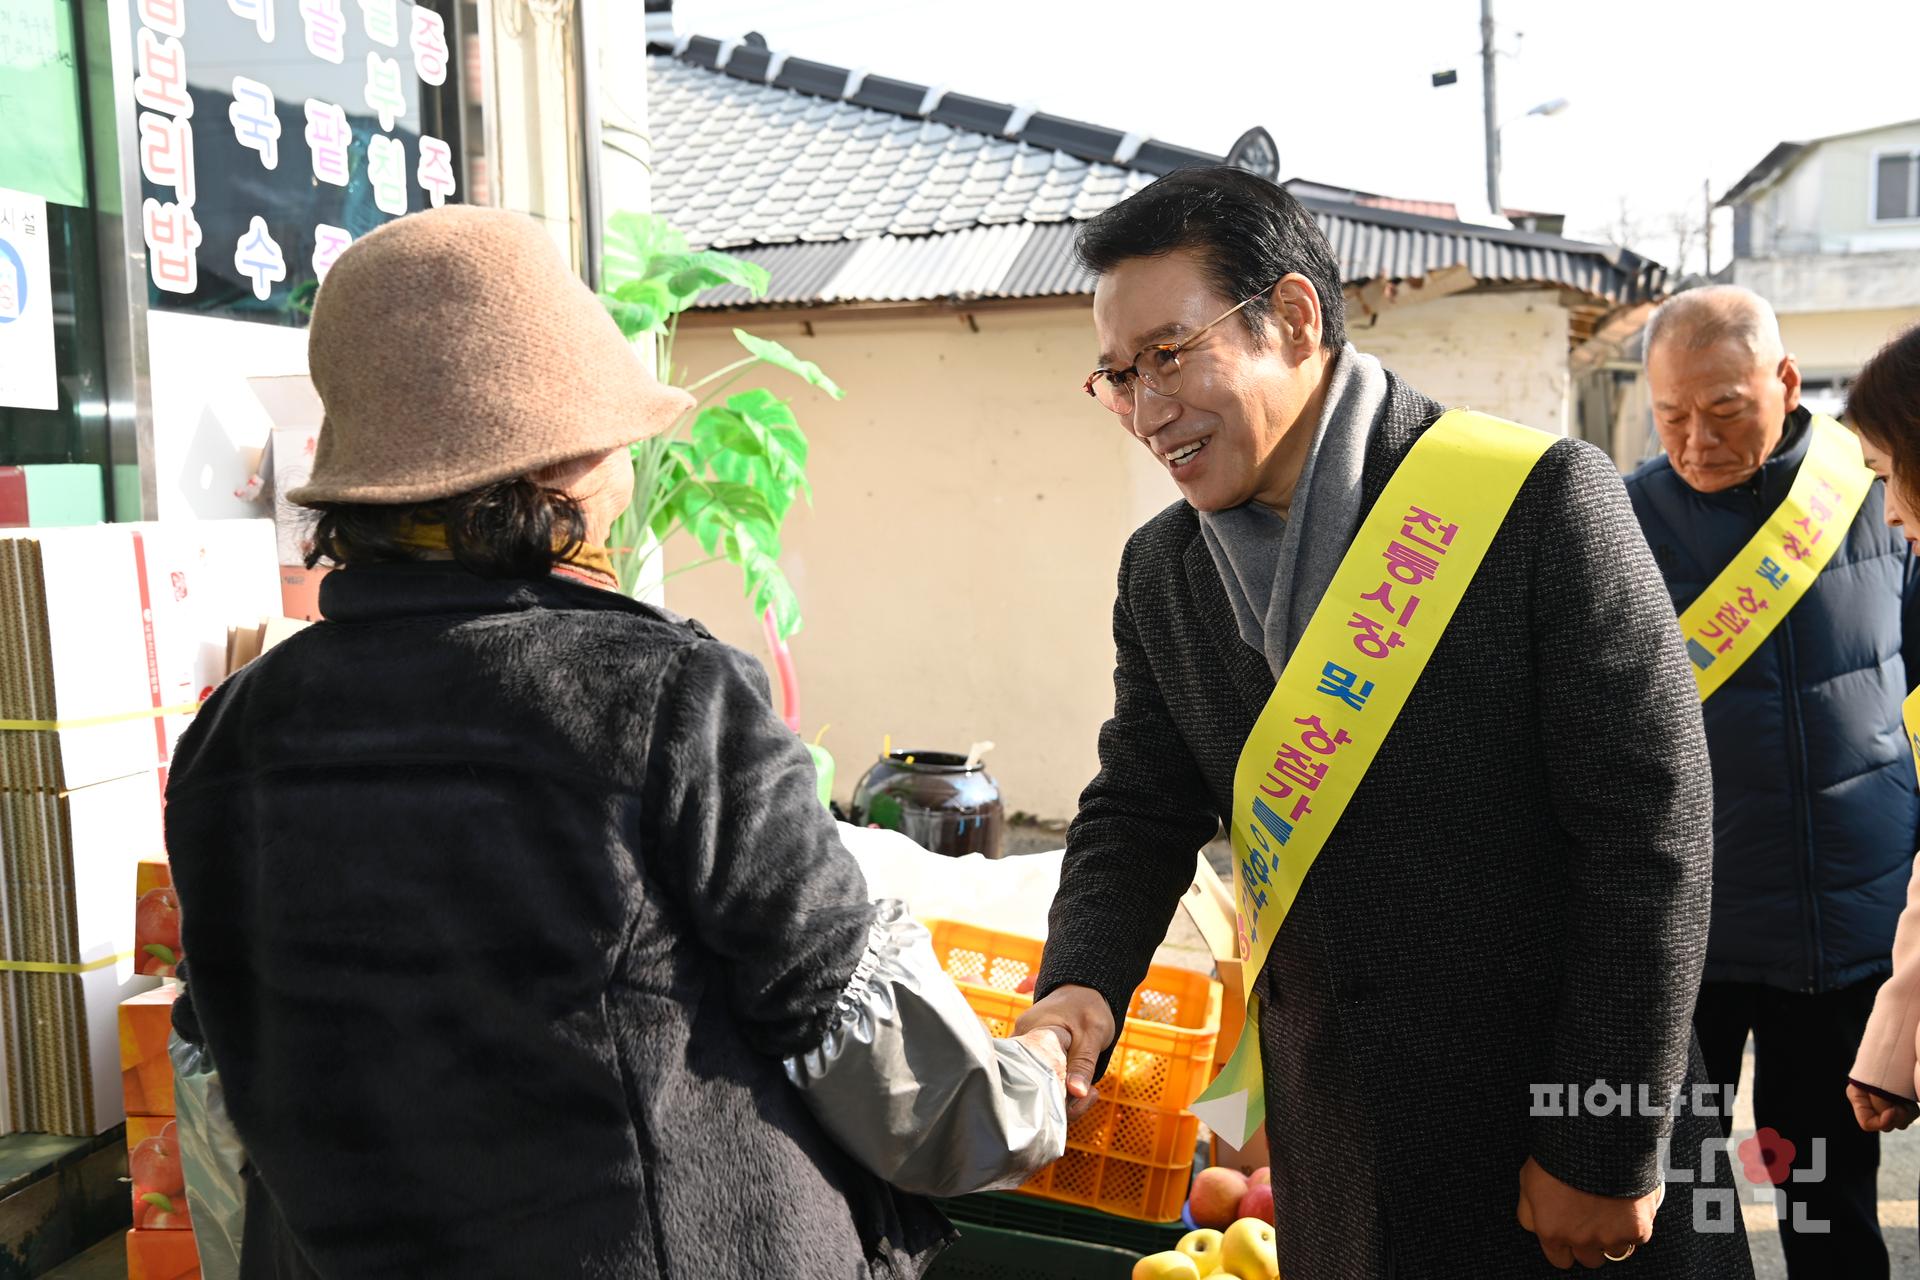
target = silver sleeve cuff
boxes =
[783,899,1068,1197]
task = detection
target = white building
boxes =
[1718,118,1920,414]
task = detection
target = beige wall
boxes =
[664,289,1576,818]
[1779,306,1920,376]
[1353,289,1571,432]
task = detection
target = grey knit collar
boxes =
[1197,344,1388,678]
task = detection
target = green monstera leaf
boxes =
[598,212,833,639]
[734,329,845,399]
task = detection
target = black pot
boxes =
[850,750,1005,860]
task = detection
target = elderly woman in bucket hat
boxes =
[162,206,1067,1279]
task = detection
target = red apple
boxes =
[1237,1181,1275,1225]
[135,887,182,975]
[130,1135,185,1196]
[1014,973,1037,995]
[1188,1166,1249,1229]
[1248,1166,1272,1188]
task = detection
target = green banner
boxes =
[0,0,88,207]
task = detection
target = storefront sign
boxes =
[0,186,56,410]
[130,0,462,326]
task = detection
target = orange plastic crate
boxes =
[926,920,1220,1223]
[1016,1142,1194,1222]
[926,920,1221,1113]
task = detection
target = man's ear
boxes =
[1271,274,1324,360]
[1778,353,1802,415]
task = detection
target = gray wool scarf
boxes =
[1198,344,1389,678]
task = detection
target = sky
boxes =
[668,0,1920,276]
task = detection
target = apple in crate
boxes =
[1188,1165,1248,1230]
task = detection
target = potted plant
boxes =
[599,213,840,799]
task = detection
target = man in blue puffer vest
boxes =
[1627,285,1920,1279]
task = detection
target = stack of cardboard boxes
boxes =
[122,857,198,1279]
[0,522,279,1138]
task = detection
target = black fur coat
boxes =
[165,562,952,1278]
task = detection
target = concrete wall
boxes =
[1732,252,1920,318]
[663,289,1576,818]
[1351,289,1571,433]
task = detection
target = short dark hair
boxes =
[1075,166,1347,352]
[1847,321,1920,510]
[305,477,588,578]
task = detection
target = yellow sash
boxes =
[1191,409,1554,1145]
[1679,415,1875,701]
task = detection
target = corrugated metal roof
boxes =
[696,240,863,306]
[824,224,1036,302]
[642,46,1667,311]
[1000,223,1095,298]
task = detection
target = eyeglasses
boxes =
[1082,284,1278,414]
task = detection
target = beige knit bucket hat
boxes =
[289,205,692,507]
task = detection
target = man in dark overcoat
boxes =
[1017,167,1754,1277]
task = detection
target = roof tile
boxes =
[643,52,1667,308]
[930,92,1016,136]
[848,73,930,118]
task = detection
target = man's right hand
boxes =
[1014,984,1114,1119]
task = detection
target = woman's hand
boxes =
[1847,1082,1919,1133]
[1014,985,1113,1119]
[1014,1025,1071,1089]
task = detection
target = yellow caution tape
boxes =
[0,703,201,731]
[0,951,136,974]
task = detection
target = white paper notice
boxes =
[0,186,56,410]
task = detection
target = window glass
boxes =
[1875,153,1916,221]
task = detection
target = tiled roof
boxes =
[644,40,1667,311]
[647,56,1155,250]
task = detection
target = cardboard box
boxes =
[1177,860,1246,1069]
[0,522,279,793]
[0,772,163,1136]
[277,564,327,622]
[1209,1120,1270,1178]
[136,880,182,979]
[0,527,162,792]
[127,1114,192,1229]
[127,521,282,765]
[120,985,178,1117]
[1176,860,1274,1174]
[136,860,180,978]
[263,413,323,568]
[126,1227,201,1280]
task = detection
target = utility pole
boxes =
[1481,0,1501,216]
[1703,178,1714,277]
